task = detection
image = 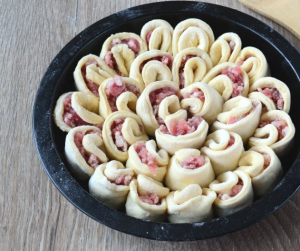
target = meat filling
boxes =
[178,55,197,89]
[104,52,122,76]
[111,118,128,152]
[146,31,153,47]
[226,136,235,148]
[181,88,205,102]
[221,66,244,97]
[218,179,244,200]
[179,156,205,170]
[139,54,172,72]
[139,193,161,205]
[257,87,284,110]
[81,59,100,97]
[227,101,258,124]
[113,174,133,186]
[260,119,289,141]
[105,76,140,112]
[228,40,235,52]
[261,153,271,169]
[134,142,157,176]
[109,38,140,55]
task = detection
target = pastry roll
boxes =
[126,140,169,182]
[88,160,134,209]
[165,149,215,190]
[73,54,117,97]
[248,77,291,113]
[211,97,262,143]
[136,80,180,136]
[140,19,173,52]
[54,92,104,132]
[201,129,244,176]
[167,184,216,223]
[172,48,213,88]
[202,62,249,101]
[129,50,173,86]
[248,110,295,156]
[125,174,169,221]
[65,126,107,180]
[172,18,215,56]
[100,32,147,77]
[99,76,144,119]
[209,170,254,217]
[180,82,224,125]
[235,46,270,85]
[102,111,148,162]
[209,32,242,66]
[237,146,282,197]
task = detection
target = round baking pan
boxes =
[33,1,300,241]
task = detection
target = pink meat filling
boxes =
[104,51,122,76]
[226,136,235,148]
[261,153,271,169]
[62,94,102,129]
[227,101,258,124]
[221,66,244,97]
[81,59,100,97]
[260,119,289,141]
[257,87,284,110]
[134,142,157,176]
[237,54,255,66]
[178,55,197,89]
[109,38,140,55]
[139,193,161,205]
[218,179,244,200]
[105,76,140,112]
[113,174,133,186]
[149,87,178,125]
[228,41,235,52]
[139,54,172,72]
[160,116,203,136]
[179,156,205,170]
[111,118,128,152]
[146,31,153,46]
[182,88,205,102]
[74,129,102,169]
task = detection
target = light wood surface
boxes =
[238,0,300,39]
[1,0,300,250]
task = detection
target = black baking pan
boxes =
[33,1,300,241]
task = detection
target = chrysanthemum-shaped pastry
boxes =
[172,48,213,89]
[202,62,249,101]
[165,148,215,190]
[88,160,134,209]
[248,77,291,113]
[136,80,180,136]
[126,140,169,182]
[65,126,107,180]
[209,170,254,217]
[180,82,224,125]
[102,111,148,162]
[126,174,169,221]
[129,50,173,86]
[172,18,215,56]
[73,54,117,97]
[167,184,216,223]
[248,110,295,156]
[237,146,282,197]
[209,32,242,66]
[99,76,144,119]
[140,19,173,52]
[156,110,209,155]
[235,46,270,85]
[54,92,104,132]
[201,129,244,176]
[100,32,147,77]
[211,97,262,143]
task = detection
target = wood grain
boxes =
[1,0,300,250]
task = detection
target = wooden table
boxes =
[1,0,300,250]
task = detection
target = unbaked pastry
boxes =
[102,111,148,162]
[248,77,291,113]
[98,76,144,119]
[73,54,117,97]
[180,82,224,125]
[172,18,215,56]
[65,126,107,180]
[125,174,169,221]
[140,19,173,52]
[209,170,254,217]
[201,129,244,176]
[235,46,270,85]
[248,110,295,156]
[172,47,213,89]
[237,146,282,197]
[100,32,147,77]
[126,140,169,182]
[129,50,173,86]
[156,110,209,155]
[165,148,215,190]
[202,62,249,101]
[167,184,216,223]
[211,96,262,143]
[54,92,104,132]
[209,32,242,66]
[88,160,134,209]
